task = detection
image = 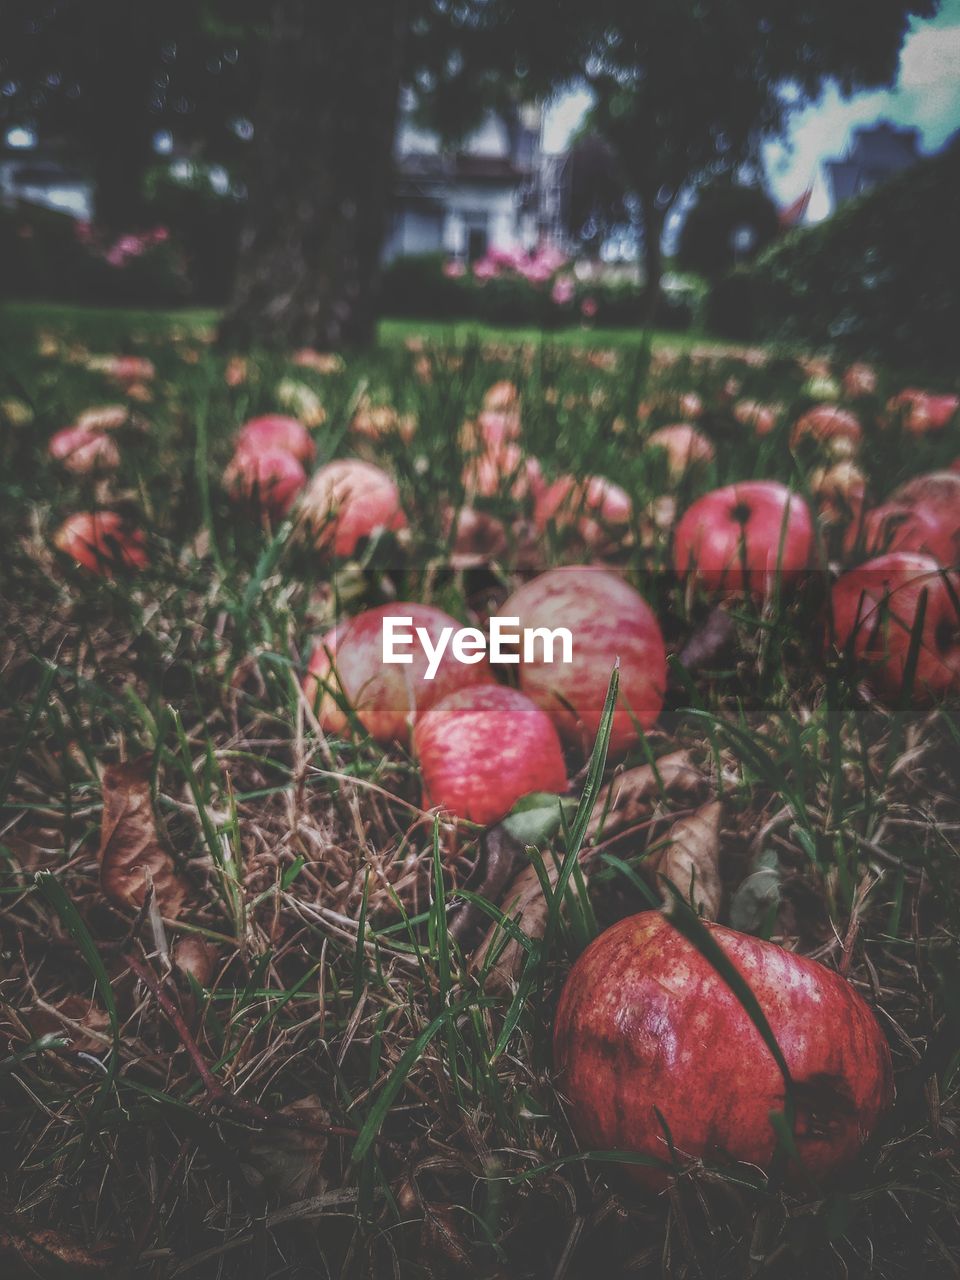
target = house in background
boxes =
[383,100,567,263]
[804,120,922,223]
[1,130,93,219]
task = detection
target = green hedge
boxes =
[707,138,960,369]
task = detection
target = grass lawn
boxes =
[1,303,958,1278]
[1,298,747,357]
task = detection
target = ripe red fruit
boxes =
[88,354,156,386]
[502,567,666,756]
[732,399,781,438]
[534,475,632,547]
[53,511,148,575]
[842,362,878,398]
[829,551,960,699]
[224,446,307,519]
[673,481,814,597]
[236,414,316,465]
[790,405,862,456]
[887,389,959,435]
[299,459,407,558]
[304,603,493,745]
[462,441,543,501]
[554,912,892,1190]
[48,426,120,475]
[862,472,960,569]
[414,684,567,826]
[646,424,715,477]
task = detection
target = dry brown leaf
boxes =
[0,1222,120,1277]
[173,937,216,988]
[584,750,702,844]
[99,758,187,918]
[474,751,707,989]
[649,801,723,920]
[241,1096,330,1200]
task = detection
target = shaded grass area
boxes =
[1,306,959,1278]
[1,298,723,355]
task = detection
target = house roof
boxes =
[396,151,530,184]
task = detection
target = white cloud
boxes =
[764,22,960,206]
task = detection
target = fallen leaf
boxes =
[474,751,707,988]
[585,750,703,843]
[649,801,723,920]
[0,1221,120,1277]
[99,758,187,918]
[241,1096,330,1200]
[729,849,782,933]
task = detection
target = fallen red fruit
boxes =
[646,424,715,478]
[887,389,959,435]
[862,472,960,569]
[462,441,542,501]
[829,551,960,699]
[503,567,666,756]
[534,475,632,548]
[224,446,307,519]
[304,603,493,745]
[414,684,567,826]
[53,511,148,575]
[733,399,781,438]
[790,405,862,456]
[299,459,407,558]
[673,481,814,597]
[48,426,120,475]
[236,414,316,465]
[842,363,878,398]
[554,912,892,1190]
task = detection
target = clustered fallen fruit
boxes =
[41,346,953,1193]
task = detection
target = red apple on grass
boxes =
[554,912,892,1190]
[304,603,493,744]
[298,459,407,558]
[502,567,666,756]
[48,425,120,474]
[414,684,567,826]
[534,475,632,547]
[74,405,130,433]
[733,399,782,438]
[673,481,814,597]
[842,362,878,398]
[887,389,959,435]
[236,414,316,465]
[829,551,960,699]
[645,424,715,478]
[790,405,862,457]
[53,511,148,575]
[862,472,960,568]
[224,446,307,519]
[462,441,543,502]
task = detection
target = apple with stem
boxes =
[829,551,960,699]
[673,481,814,597]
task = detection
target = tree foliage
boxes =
[676,180,780,280]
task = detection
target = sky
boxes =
[542,0,960,211]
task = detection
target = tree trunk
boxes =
[86,2,156,230]
[220,0,407,351]
[639,188,665,328]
